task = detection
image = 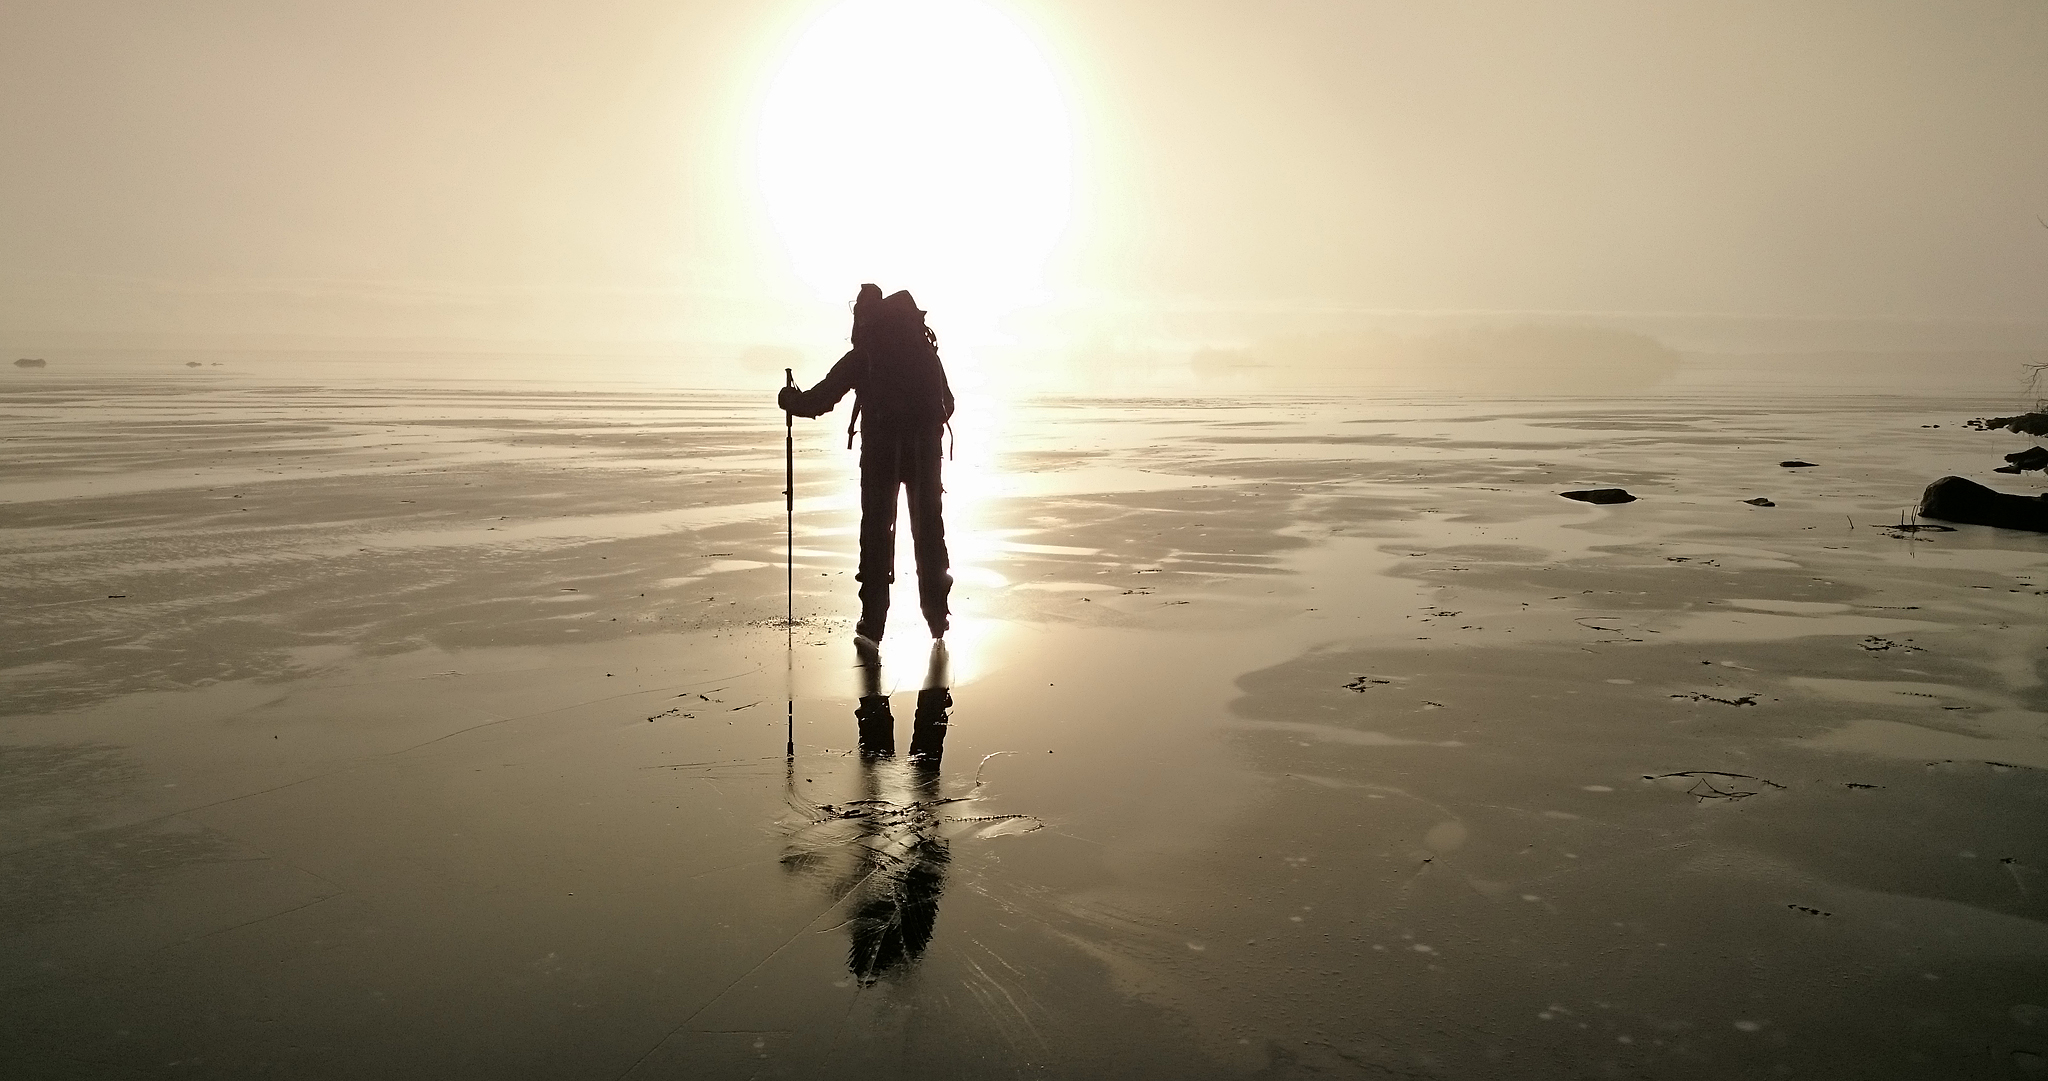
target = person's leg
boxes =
[856,440,903,639]
[903,432,951,637]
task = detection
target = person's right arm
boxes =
[777,350,863,417]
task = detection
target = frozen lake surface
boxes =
[4,370,2046,1079]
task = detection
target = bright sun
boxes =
[757,0,1073,341]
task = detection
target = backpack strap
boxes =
[844,351,870,450]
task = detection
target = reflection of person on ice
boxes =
[779,284,955,641]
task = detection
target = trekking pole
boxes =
[783,369,796,759]
[783,368,795,633]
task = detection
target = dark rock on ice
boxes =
[1993,445,2048,474]
[1919,476,2048,533]
[1561,488,1636,504]
[1967,412,2048,437]
[1743,497,1775,507]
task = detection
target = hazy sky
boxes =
[3,0,2045,357]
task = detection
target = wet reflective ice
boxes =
[3,374,2046,1079]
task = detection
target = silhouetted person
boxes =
[779,285,955,640]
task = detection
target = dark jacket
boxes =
[782,341,955,442]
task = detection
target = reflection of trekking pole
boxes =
[783,368,796,759]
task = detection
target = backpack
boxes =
[845,290,953,456]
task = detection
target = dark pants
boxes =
[856,429,950,631]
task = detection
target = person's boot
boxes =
[856,578,890,642]
[919,573,951,639]
[855,596,887,642]
[855,611,885,642]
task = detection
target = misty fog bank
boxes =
[13,335,2043,401]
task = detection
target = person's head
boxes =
[850,283,885,349]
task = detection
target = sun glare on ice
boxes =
[756,0,1073,343]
